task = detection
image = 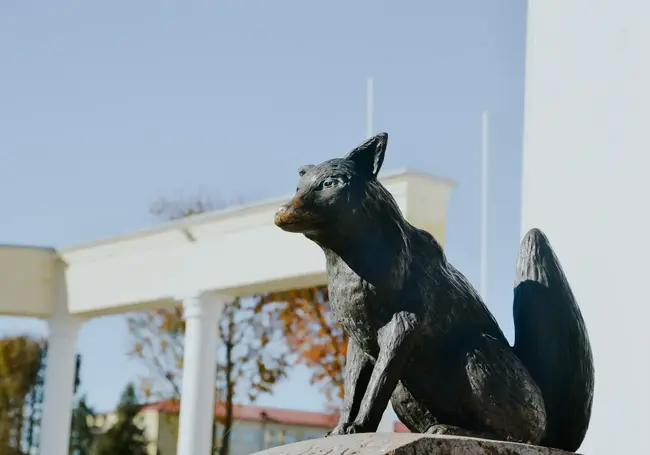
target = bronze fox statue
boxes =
[274,133,594,452]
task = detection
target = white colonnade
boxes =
[37,291,226,455]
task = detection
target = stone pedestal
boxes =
[250,433,580,455]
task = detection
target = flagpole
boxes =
[369,76,394,433]
[366,76,374,138]
[480,110,489,301]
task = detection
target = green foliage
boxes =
[70,396,95,455]
[0,336,42,455]
[91,384,148,455]
[20,342,47,455]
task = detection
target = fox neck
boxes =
[309,218,411,288]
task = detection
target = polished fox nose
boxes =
[274,205,291,226]
[274,204,305,227]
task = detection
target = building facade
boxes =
[90,402,339,455]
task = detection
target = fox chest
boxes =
[327,262,387,354]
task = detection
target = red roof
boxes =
[394,422,409,432]
[142,400,338,428]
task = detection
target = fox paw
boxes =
[426,424,474,437]
[327,422,365,436]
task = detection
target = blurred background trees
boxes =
[69,396,96,455]
[0,336,41,455]
[257,287,347,406]
[0,333,151,455]
[91,383,148,455]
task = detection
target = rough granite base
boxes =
[250,433,581,455]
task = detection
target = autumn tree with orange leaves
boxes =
[259,287,348,406]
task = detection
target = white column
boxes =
[376,402,395,432]
[39,314,83,455]
[177,292,226,455]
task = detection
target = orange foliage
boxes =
[257,286,348,402]
[127,297,289,401]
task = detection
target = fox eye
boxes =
[318,177,343,191]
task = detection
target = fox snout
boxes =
[274,196,314,232]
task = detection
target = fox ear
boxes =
[298,165,314,177]
[344,133,387,178]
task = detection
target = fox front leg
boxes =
[327,338,374,436]
[347,311,419,433]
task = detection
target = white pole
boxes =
[366,76,374,138]
[370,75,394,433]
[480,110,489,302]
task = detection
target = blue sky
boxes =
[0,0,527,414]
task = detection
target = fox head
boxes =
[274,133,390,239]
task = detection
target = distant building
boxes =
[89,400,340,455]
[394,422,409,433]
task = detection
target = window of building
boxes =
[213,421,221,447]
[134,413,145,427]
[243,427,260,444]
[93,415,105,429]
[265,428,290,448]
[264,429,273,448]
[302,430,324,441]
[284,430,298,444]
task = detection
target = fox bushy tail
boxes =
[512,228,595,452]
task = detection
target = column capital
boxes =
[47,313,84,340]
[181,291,231,320]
